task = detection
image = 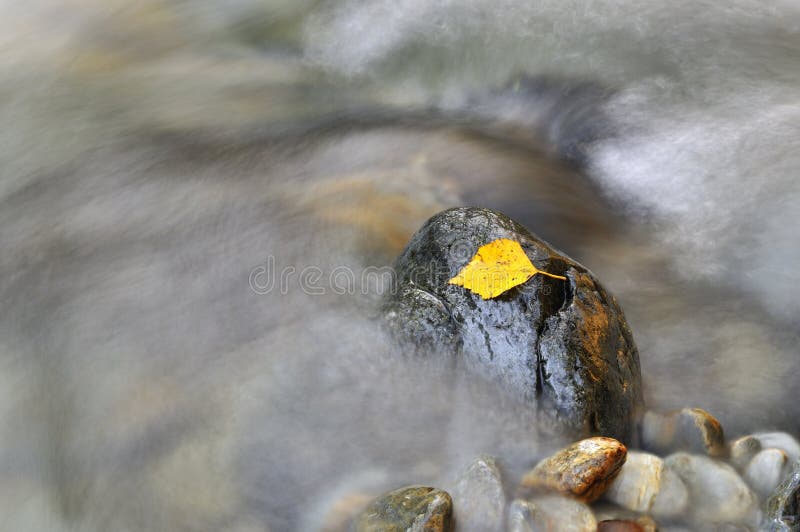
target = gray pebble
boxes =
[730,436,762,471]
[642,408,725,457]
[665,452,760,526]
[753,433,800,463]
[603,451,688,517]
[744,448,789,499]
[507,496,596,532]
[450,455,504,532]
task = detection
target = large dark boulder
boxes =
[383,207,643,442]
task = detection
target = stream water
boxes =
[1,1,798,530]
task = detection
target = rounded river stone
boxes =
[383,207,643,441]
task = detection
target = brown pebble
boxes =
[680,407,726,456]
[729,435,762,470]
[519,437,627,502]
[642,408,725,457]
[593,504,658,532]
[597,520,645,532]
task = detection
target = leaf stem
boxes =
[537,271,567,281]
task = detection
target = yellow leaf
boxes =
[448,238,566,299]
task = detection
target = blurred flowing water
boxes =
[0,1,798,530]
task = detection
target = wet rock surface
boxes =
[353,486,453,532]
[766,460,800,531]
[384,207,643,442]
[507,495,597,532]
[641,408,726,457]
[519,437,627,502]
[449,455,505,532]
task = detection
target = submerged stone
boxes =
[730,435,763,471]
[353,486,452,532]
[507,496,597,532]
[597,520,646,532]
[665,452,760,526]
[450,455,505,532]
[593,507,658,532]
[753,433,800,463]
[318,493,373,532]
[745,448,789,500]
[603,451,688,517]
[641,408,726,457]
[383,207,643,442]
